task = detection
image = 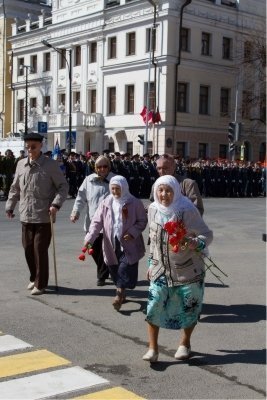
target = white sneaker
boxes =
[31,287,45,295]
[142,349,159,362]
[174,345,191,360]
[27,281,35,290]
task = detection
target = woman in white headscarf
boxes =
[143,175,213,362]
[84,176,147,310]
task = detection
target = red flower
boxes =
[81,246,87,253]
[88,248,94,255]
[78,253,85,261]
[163,220,187,253]
[122,206,128,219]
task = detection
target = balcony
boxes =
[29,111,104,132]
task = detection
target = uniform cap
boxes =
[24,132,43,142]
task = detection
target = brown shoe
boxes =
[112,289,125,311]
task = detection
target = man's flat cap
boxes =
[24,132,44,142]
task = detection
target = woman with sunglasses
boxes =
[70,155,115,286]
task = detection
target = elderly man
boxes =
[150,154,204,216]
[5,132,69,295]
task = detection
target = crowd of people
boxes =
[3,132,264,362]
[1,148,266,200]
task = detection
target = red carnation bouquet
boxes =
[163,219,228,284]
[163,220,187,253]
[78,244,94,261]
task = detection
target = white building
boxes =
[8,0,266,160]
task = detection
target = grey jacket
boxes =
[71,172,115,232]
[148,206,213,287]
[6,154,68,223]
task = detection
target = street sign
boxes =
[38,121,48,133]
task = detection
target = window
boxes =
[59,93,66,106]
[260,93,266,123]
[108,87,116,114]
[30,55,37,73]
[43,52,51,71]
[198,143,207,159]
[199,85,209,115]
[90,89,96,113]
[75,46,81,66]
[30,98,37,109]
[126,85,134,113]
[222,37,232,59]
[144,82,155,111]
[177,82,188,112]
[146,27,157,53]
[90,42,97,63]
[18,58,24,76]
[242,90,251,119]
[220,88,230,116]
[44,96,50,107]
[127,32,136,56]
[18,99,24,122]
[181,28,190,52]
[176,142,186,158]
[219,144,227,159]
[244,41,252,62]
[201,32,211,56]
[126,142,133,155]
[59,49,66,69]
[74,92,80,107]
[108,37,117,59]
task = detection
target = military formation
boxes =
[0,149,266,199]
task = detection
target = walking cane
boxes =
[50,213,59,291]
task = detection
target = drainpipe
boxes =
[147,0,157,110]
[0,0,6,138]
[174,0,192,125]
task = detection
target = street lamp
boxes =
[41,39,72,153]
[20,64,32,135]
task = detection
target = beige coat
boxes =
[148,206,213,287]
[6,154,68,223]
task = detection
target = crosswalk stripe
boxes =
[73,386,145,399]
[0,335,32,353]
[0,366,109,400]
[0,349,70,379]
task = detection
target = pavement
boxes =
[0,196,266,399]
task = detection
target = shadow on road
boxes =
[201,303,266,323]
[190,348,266,366]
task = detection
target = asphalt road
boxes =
[0,197,266,399]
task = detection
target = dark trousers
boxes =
[109,238,138,289]
[91,234,109,281]
[22,223,51,290]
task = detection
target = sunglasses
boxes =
[97,165,108,169]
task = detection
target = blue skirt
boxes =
[146,275,204,330]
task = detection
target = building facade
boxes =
[6,0,266,160]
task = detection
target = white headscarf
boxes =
[109,176,133,242]
[109,175,133,205]
[151,175,194,220]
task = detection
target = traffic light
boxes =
[138,135,144,145]
[229,142,235,152]
[228,122,236,142]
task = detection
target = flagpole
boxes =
[145,27,153,155]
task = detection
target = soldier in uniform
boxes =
[2,149,16,199]
[139,153,158,198]
[131,154,142,198]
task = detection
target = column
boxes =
[81,43,88,113]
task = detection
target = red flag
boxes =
[152,107,161,124]
[140,106,153,124]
